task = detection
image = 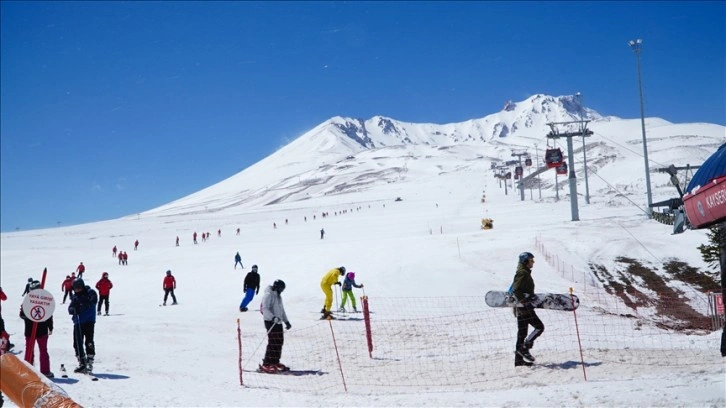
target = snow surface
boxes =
[1,99,725,406]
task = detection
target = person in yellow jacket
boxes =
[320,266,345,318]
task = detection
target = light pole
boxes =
[628,38,653,216]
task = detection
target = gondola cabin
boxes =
[545,148,564,168]
[524,157,532,166]
[515,166,524,177]
[555,162,568,175]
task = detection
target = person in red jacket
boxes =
[0,286,11,354]
[61,275,74,304]
[112,246,117,258]
[162,270,177,306]
[76,262,86,278]
[95,272,113,316]
[134,240,139,250]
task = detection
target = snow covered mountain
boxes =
[145,93,723,218]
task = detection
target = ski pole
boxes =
[244,320,277,370]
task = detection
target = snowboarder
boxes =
[239,265,260,312]
[20,289,55,378]
[68,278,98,373]
[511,252,544,367]
[339,272,364,313]
[234,252,244,269]
[162,270,177,306]
[320,266,345,319]
[95,272,113,316]
[61,275,74,304]
[259,280,291,373]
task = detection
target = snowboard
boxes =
[485,290,579,311]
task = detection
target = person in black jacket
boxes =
[20,285,55,378]
[239,265,260,312]
[511,252,544,367]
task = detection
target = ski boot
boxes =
[259,364,278,374]
[239,307,248,312]
[516,347,535,362]
[338,306,346,313]
[353,306,358,313]
[274,363,290,372]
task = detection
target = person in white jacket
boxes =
[259,280,291,373]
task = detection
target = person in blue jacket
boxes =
[234,252,244,269]
[68,278,98,373]
[338,272,364,313]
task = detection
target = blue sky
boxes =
[1,1,724,232]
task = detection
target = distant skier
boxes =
[259,280,291,373]
[76,262,85,278]
[162,270,178,306]
[320,228,325,239]
[193,232,198,244]
[234,252,244,269]
[511,252,544,367]
[112,246,117,258]
[239,265,260,312]
[134,240,139,250]
[61,275,74,304]
[320,266,345,319]
[339,272,364,313]
[95,272,113,316]
[176,236,180,247]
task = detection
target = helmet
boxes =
[272,280,286,293]
[66,275,71,279]
[166,270,172,275]
[251,265,258,272]
[339,266,346,275]
[518,252,535,264]
[27,277,33,283]
[347,272,355,280]
[102,272,109,278]
[28,280,41,291]
[72,279,85,290]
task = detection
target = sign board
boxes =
[716,293,724,315]
[22,289,56,322]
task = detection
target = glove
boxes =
[334,282,342,286]
[360,284,364,287]
[285,321,292,330]
[272,317,281,324]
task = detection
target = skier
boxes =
[511,252,544,367]
[95,272,113,316]
[0,286,13,354]
[234,252,244,269]
[21,277,34,296]
[162,270,178,306]
[239,265,260,312]
[320,266,345,319]
[134,240,139,250]
[193,232,198,244]
[112,246,117,258]
[259,280,291,373]
[61,275,74,304]
[20,286,55,378]
[68,278,98,373]
[339,271,364,313]
[320,228,325,239]
[176,236,180,247]
[76,262,85,278]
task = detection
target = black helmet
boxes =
[72,279,85,290]
[339,266,346,275]
[251,265,258,272]
[518,252,535,264]
[27,277,33,283]
[166,270,172,275]
[272,280,286,293]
